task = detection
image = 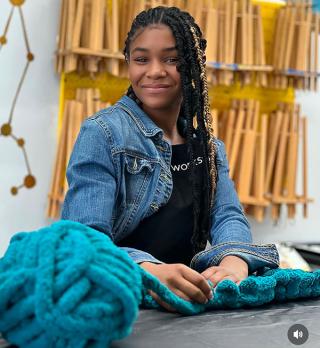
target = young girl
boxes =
[61,6,279,312]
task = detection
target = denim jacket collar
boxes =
[117,95,164,139]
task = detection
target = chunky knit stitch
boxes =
[0,221,320,348]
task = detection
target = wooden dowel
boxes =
[280,5,290,70]
[252,113,268,221]
[237,100,257,199]
[64,101,75,194]
[65,0,78,72]
[265,110,283,192]
[48,101,70,218]
[74,101,84,140]
[194,0,204,31]
[86,88,94,117]
[272,110,289,201]
[72,0,85,50]
[206,8,218,63]
[229,100,245,178]
[218,110,228,143]
[82,0,91,48]
[225,0,231,64]
[284,6,296,71]
[56,0,68,73]
[287,105,299,218]
[105,0,112,50]
[224,108,236,156]
[111,0,120,75]
[230,1,238,64]
[241,0,247,64]
[238,129,256,198]
[296,1,305,71]
[87,0,105,72]
[272,7,282,69]
[255,5,267,86]
[247,0,253,66]
[218,1,225,65]
[119,0,127,48]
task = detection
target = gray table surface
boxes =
[1,299,320,348]
[112,298,320,348]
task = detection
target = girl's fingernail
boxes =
[209,290,213,299]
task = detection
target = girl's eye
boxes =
[132,57,178,64]
[133,57,148,63]
[165,57,179,64]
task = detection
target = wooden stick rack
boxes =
[47,88,111,219]
[270,0,320,91]
[55,0,268,86]
[205,0,269,87]
[217,99,312,222]
[55,0,320,90]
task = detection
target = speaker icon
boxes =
[288,324,309,345]
[293,330,303,339]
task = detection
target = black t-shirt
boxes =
[118,142,204,265]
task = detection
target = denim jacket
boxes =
[61,95,279,273]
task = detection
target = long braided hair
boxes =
[123,6,217,254]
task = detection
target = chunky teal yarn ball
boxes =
[0,221,143,348]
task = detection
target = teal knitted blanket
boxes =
[0,221,319,348]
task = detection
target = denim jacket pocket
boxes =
[118,154,156,237]
[124,154,155,175]
[123,154,156,205]
[190,242,279,274]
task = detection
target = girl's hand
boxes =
[140,262,213,312]
[201,255,249,287]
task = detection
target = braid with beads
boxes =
[123,6,217,254]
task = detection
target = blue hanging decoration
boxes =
[0,220,320,348]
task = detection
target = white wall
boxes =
[0,0,60,256]
[0,0,319,258]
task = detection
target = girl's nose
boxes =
[146,62,167,78]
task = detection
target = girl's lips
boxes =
[141,84,170,88]
[141,85,171,93]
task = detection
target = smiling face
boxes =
[127,24,182,112]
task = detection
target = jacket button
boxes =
[156,145,166,152]
[160,172,170,182]
[150,203,159,211]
